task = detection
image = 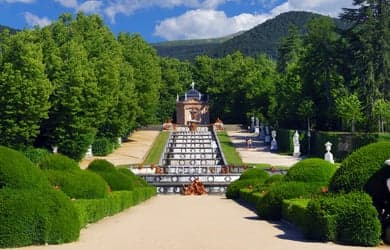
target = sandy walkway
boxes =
[226,130,300,167]
[11,195,381,250]
[79,130,160,169]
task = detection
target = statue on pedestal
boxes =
[270,130,278,151]
[324,141,334,163]
[293,130,300,157]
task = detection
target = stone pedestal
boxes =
[270,130,277,151]
[255,126,259,134]
[293,145,300,157]
[324,152,334,164]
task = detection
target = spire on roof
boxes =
[191,81,195,90]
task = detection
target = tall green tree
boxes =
[300,16,344,130]
[335,93,363,132]
[159,57,192,122]
[342,0,390,130]
[0,30,52,148]
[372,98,390,132]
[118,33,162,125]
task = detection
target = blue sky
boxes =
[0,0,354,42]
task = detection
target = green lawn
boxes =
[217,131,243,166]
[143,131,170,165]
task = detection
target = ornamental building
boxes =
[176,82,210,125]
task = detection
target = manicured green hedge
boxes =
[226,178,268,199]
[0,146,51,190]
[88,160,135,191]
[92,137,114,156]
[117,168,149,188]
[39,153,79,171]
[264,174,284,185]
[0,188,80,248]
[311,132,380,161]
[277,129,389,161]
[256,181,322,220]
[285,158,337,184]
[23,147,51,165]
[239,168,270,180]
[74,188,157,228]
[282,198,310,232]
[305,192,381,246]
[239,188,265,206]
[44,170,109,199]
[330,142,390,197]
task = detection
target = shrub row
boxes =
[256,181,322,220]
[88,160,142,191]
[281,198,310,232]
[39,154,109,199]
[276,129,390,161]
[306,192,381,246]
[238,188,265,206]
[284,158,337,184]
[92,137,115,156]
[74,188,157,228]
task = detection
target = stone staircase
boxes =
[137,125,244,194]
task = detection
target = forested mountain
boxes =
[153,11,346,60]
[152,32,243,61]
[0,25,17,34]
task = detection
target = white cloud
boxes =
[155,9,268,40]
[54,0,78,8]
[154,0,354,40]
[276,0,354,17]
[103,0,231,23]
[78,1,103,13]
[24,12,51,27]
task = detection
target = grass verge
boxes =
[217,131,243,165]
[143,131,170,165]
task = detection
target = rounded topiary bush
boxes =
[44,170,109,199]
[226,178,266,199]
[0,188,80,248]
[306,192,381,246]
[117,168,149,188]
[329,142,390,196]
[88,160,134,191]
[256,181,321,220]
[239,168,270,180]
[88,159,116,172]
[0,146,50,190]
[264,174,284,185]
[23,148,51,165]
[39,154,79,171]
[285,158,337,184]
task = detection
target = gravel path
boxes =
[12,195,380,250]
[226,130,300,167]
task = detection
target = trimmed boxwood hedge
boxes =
[39,153,80,171]
[282,198,310,233]
[256,181,322,220]
[329,142,390,196]
[0,188,80,248]
[239,168,270,180]
[305,192,381,246]
[0,146,51,190]
[117,168,149,188]
[239,188,265,206]
[285,158,337,184]
[92,137,114,156]
[74,188,157,228]
[88,160,135,191]
[226,178,268,199]
[44,170,109,199]
[264,174,284,185]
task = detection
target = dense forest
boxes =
[153,11,347,60]
[0,0,389,160]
